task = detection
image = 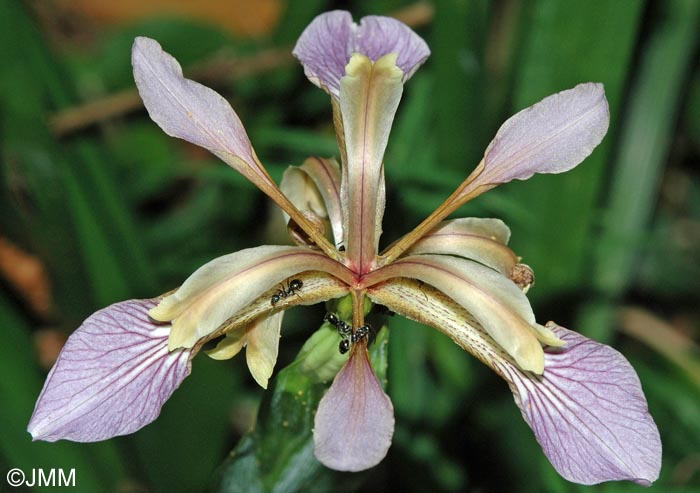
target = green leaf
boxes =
[581,0,699,342]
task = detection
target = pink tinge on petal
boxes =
[132,37,258,173]
[478,83,609,186]
[28,299,193,442]
[292,10,429,96]
[497,325,661,486]
[314,347,394,471]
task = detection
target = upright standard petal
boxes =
[314,348,394,471]
[379,83,610,266]
[293,11,430,97]
[340,53,403,273]
[477,83,609,186]
[28,299,192,442]
[496,325,662,486]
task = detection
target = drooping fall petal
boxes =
[497,324,662,486]
[150,245,353,350]
[292,10,430,97]
[28,299,192,442]
[314,347,394,471]
[474,83,609,187]
[369,281,660,485]
[407,218,518,276]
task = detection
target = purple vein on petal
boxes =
[28,299,192,442]
[496,324,661,486]
[470,83,609,189]
[340,53,402,273]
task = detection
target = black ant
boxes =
[270,279,303,306]
[324,312,370,354]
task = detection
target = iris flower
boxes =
[29,10,661,486]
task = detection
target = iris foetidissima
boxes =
[29,10,661,486]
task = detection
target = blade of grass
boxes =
[505,0,644,302]
[581,0,699,341]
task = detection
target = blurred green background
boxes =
[1,0,699,492]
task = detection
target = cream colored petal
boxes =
[364,255,544,373]
[340,53,403,274]
[407,218,517,275]
[150,245,352,350]
[198,272,349,347]
[367,279,510,372]
[245,311,284,389]
[532,322,565,347]
[281,157,345,247]
[206,330,247,360]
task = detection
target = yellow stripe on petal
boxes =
[340,53,404,274]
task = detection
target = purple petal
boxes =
[132,37,265,183]
[28,299,192,442]
[293,11,430,96]
[477,83,609,185]
[497,324,661,485]
[314,347,394,471]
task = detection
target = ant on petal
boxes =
[270,279,303,306]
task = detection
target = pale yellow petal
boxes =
[206,330,247,360]
[364,255,544,373]
[408,218,517,275]
[149,245,352,350]
[245,312,284,389]
[532,323,566,347]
